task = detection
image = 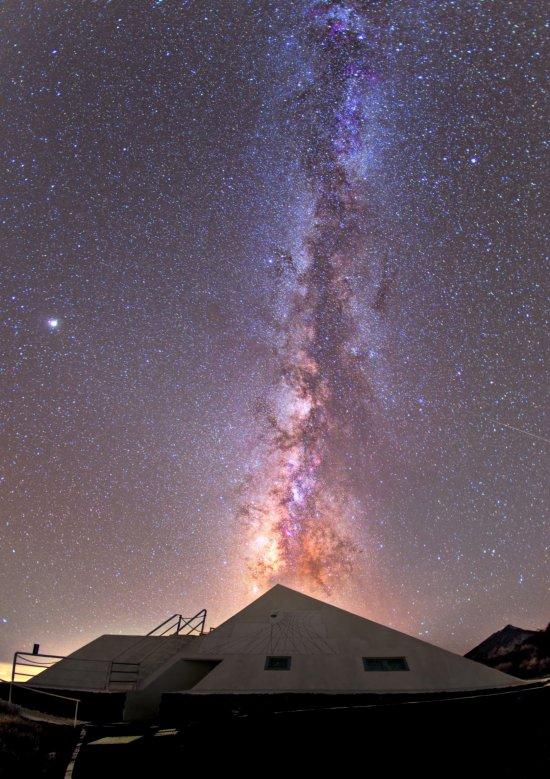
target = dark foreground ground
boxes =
[1,683,548,778]
[0,701,76,779]
[75,683,548,778]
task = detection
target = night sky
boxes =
[1,0,548,673]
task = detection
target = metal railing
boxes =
[10,607,207,694]
[107,660,140,689]
[12,651,140,691]
[146,609,207,637]
[12,651,65,682]
[5,680,81,727]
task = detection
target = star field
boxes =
[1,1,548,670]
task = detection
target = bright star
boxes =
[47,318,59,329]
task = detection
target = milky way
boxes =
[1,1,547,671]
[244,1,396,592]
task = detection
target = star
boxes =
[0,0,545,670]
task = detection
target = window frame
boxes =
[264,655,292,671]
[362,656,409,672]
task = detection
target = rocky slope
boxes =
[465,622,550,679]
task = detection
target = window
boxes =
[363,657,409,671]
[265,655,291,670]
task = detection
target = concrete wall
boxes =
[32,634,199,692]
[124,659,220,721]
[186,585,520,693]
[30,585,521,711]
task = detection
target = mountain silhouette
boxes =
[465,622,550,679]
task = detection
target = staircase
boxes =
[107,635,197,692]
[13,609,208,699]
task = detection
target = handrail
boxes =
[2,679,81,727]
[12,651,141,691]
[11,607,207,694]
[176,610,207,636]
[107,608,208,676]
[12,651,66,682]
[147,608,207,637]
[107,660,140,689]
[146,613,180,636]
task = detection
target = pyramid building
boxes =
[174,584,519,692]
[29,584,521,720]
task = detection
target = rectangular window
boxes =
[265,655,291,671]
[363,657,409,671]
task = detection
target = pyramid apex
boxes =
[258,582,315,599]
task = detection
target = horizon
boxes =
[1,580,546,681]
